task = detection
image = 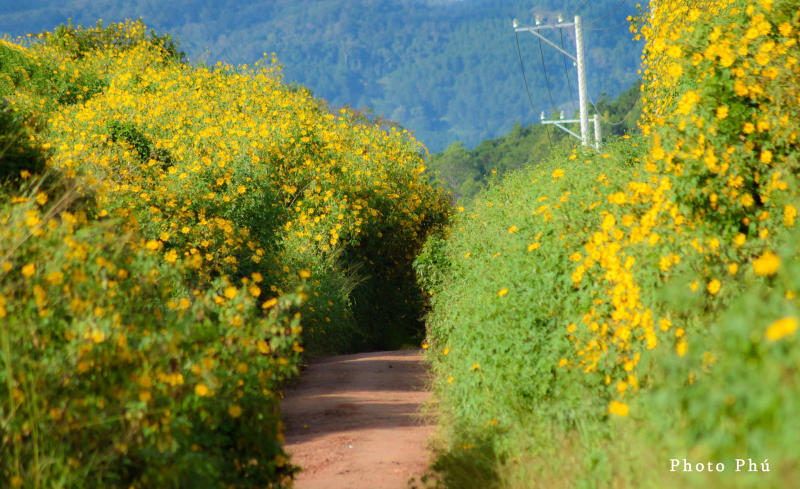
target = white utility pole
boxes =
[513,14,600,149]
[574,15,590,147]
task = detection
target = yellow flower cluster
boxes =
[564,0,800,413]
[1,19,448,486]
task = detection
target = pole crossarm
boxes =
[542,115,602,147]
[514,27,577,62]
[542,118,582,124]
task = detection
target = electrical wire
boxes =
[569,0,592,17]
[537,37,557,113]
[513,33,538,124]
[515,31,553,148]
[537,36,557,148]
[589,99,628,126]
[559,29,577,114]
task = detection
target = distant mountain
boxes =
[0,0,642,152]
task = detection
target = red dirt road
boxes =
[281,350,434,489]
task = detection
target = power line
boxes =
[537,37,557,112]
[559,29,577,114]
[569,0,592,17]
[589,99,628,126]
[513,33,538,123]
[537,37,557,148]
[514,31,553,148]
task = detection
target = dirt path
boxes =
[281,350,434,489]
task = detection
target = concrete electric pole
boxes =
[513,15,600,149]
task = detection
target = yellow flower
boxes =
[783,205,796,227]
[608,401,629,417]
[743,122,755,134]
[716,105,729,119]
[734,233,746,246]
[470,362,480,371]
[728,263,738,275]
[145,239,161,251]
[228,404,243,418]
[508,225,517,233]
[552,169,564,178]
[752,250,780,276]
[249,285,261,297]
[421,342,429,350]
[91,330,105,344]
[443,347,450,356]
[164,249,178,264]
[557,358,567,367]
[527,242,539,252]
[251,272,263,283]
[224,286,238,299]
[497,288,508,297]
[765,316,797,342]
[668,63,683,78]
[676,340,688,357]
[707,279,721,295]
[262,297,278,309]
[608,192,626,205]
[22,263,35,277]
[299,269,311,279]
[760,150,772,164]
[195,384,209,397]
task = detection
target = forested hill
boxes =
[0,0,641,152]
[429,80,642,201]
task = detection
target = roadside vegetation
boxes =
[0,20,448,488]
[416,0,800,487]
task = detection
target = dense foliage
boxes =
[0,20,448,488]
[0,0,642,151]
[416,0,800,487]
[428,81,641,201]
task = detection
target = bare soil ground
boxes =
[281,350,434,489]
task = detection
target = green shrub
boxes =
[0,182,303,488]
[0,101,46,181]
[420,0,800,487]
[1,18,450,488]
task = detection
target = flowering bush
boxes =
[1,19,448,488]
[420,0,800,486]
